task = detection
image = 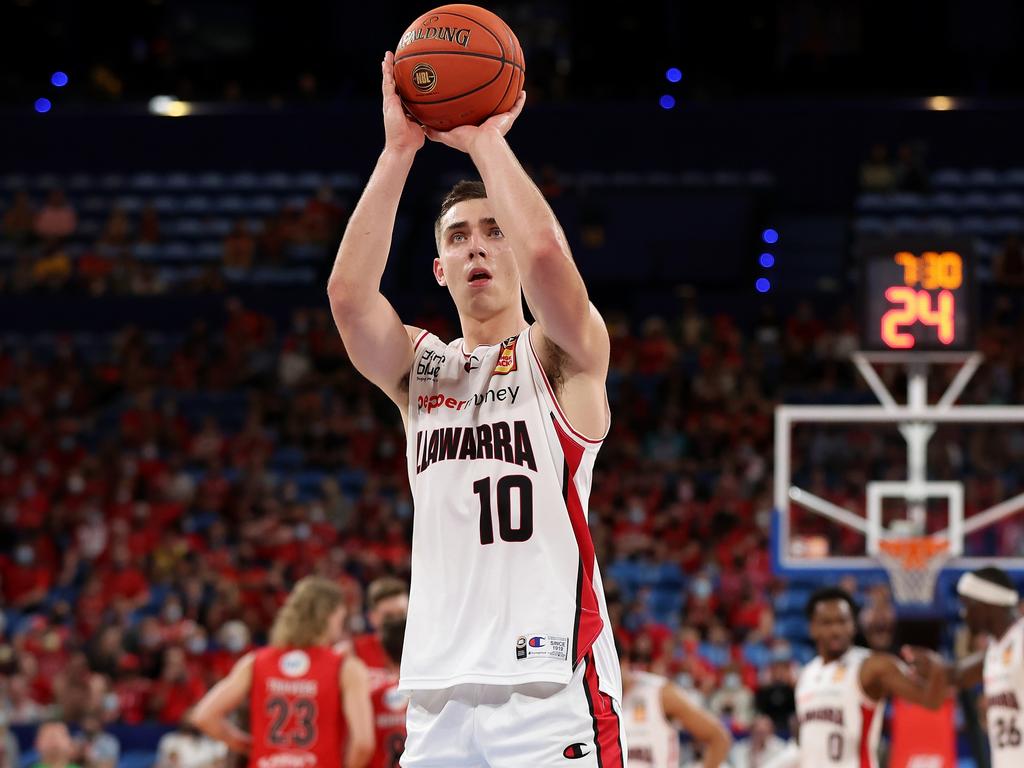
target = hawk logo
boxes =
[562,743,590,759]
[492,335,518,376]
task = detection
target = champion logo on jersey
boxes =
[529,636,545,648]
[492,335,518,375]
[563,743,590,759]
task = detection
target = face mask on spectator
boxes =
[15,546,34,566]
[676,673,694,689]
[186,636,207,655]
[294,523,311,541]
[103,693,119,713]
[225,636,245,653]
[723,673,741,689]
[692,578,712,599]
[628,504,645,524]
[67,473,84,493]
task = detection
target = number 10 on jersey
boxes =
[474,475,534,545]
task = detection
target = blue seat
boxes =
[151,195,180,214]
[1005,169,1024,187]
[250,195,280,214]
[295,171,326,189]
[327,171,360,189]
[66,173,94,190]
[98,173,126,190]
[181,195,212,214]
[134,243,159,261]
[228,172,259,190]
[115,195,144,213]
[968,168,999,187]
[994,192,1024,210]
[216,195,245,214]
[932,168,966,187]
[853,216,890,236]
[262,172,292,190]
[164,173,194,190]
[962,191,995,211]
[856,193,885,211]
[130,173,161,190]
[196,241,223,261]
[2,174,28,191]
[197,172,227,190]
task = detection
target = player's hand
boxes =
[424,90,526,154]
[901,645,943,679]
[381,51,425,154]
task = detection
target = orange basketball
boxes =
[394,4,525,131]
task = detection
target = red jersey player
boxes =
[353,577,409,768]
[192,576,374,768]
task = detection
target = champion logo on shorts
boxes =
[562,743,590,759]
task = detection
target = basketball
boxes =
[393,4,525,131]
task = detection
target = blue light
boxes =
[665,67,682,83]
[659,94,676,110]
[51,71,68,87]
[34,98,51,113]
[759,252,775,268]
[762,228,779,244]
[756,278,771,293]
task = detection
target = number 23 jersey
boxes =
[401,326,618,695]
[796,647,883,768]
[249,646,345,768]
[984,616,1024,768]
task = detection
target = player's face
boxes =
[960,595,987,634]
[370,593,409,632]
[809,599,856,658]
[434,198,521,319]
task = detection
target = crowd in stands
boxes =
[0,184,348,296]
[1,277,1021,752]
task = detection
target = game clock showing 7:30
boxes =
[861,244,974,351]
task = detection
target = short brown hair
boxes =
[434,179,487,245]
[367,576,408,610]
[269,576,345,647]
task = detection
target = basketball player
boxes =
[353,577,409,768]
[617,638,732,767]
[949,566,1024,768]
[796,587,946,768]
[191,576,375,768]
[326,52,624,766]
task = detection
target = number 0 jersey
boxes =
[984,616,1024,768]
[401,326,619,696]
[796,647,883,768]
[249,646,345,768]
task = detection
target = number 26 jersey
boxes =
[400,326,618,696]
[984,616,1024,768]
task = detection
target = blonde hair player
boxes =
[948,566,1024,768]
[191,576,375,768]
[327,51,623,766]
[796,587,947,768]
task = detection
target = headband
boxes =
[957,572,1019,607]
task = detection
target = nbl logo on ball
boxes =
[412,63,437,94]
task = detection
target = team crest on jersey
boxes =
[492,335,518,376]
[632,701,647,722]
[1005,646,1014,666]
[279,650,310,677]
[833,664,847,683]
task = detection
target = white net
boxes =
[876,537,952,605]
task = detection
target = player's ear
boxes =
[433,257,446,287]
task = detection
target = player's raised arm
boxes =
[661,682,732,768]
[425,95,609,377]
[947,652,985,689]
[327,51,425,408]
[861,646,948,710]
[191,653,255,755]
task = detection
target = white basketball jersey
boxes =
[795,647,883,768]
[399,326,619,696]
[622,671,679,768]
[984,616,1024,768]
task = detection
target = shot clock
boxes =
[860,240,974,351]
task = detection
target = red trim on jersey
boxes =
[860,704,875,768]
[527,330,606,446]
[581,650,624,768]
[553,417,604,668]
[412,330,429,352]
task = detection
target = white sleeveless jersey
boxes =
[621,671,679,768]
[795,647,883,768]
[399,326,619,696]
[984,616,1024,768]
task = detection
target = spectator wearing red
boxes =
[33,189,77,241]
[149,646,207,724]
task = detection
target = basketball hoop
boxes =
[876,537,952,605]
